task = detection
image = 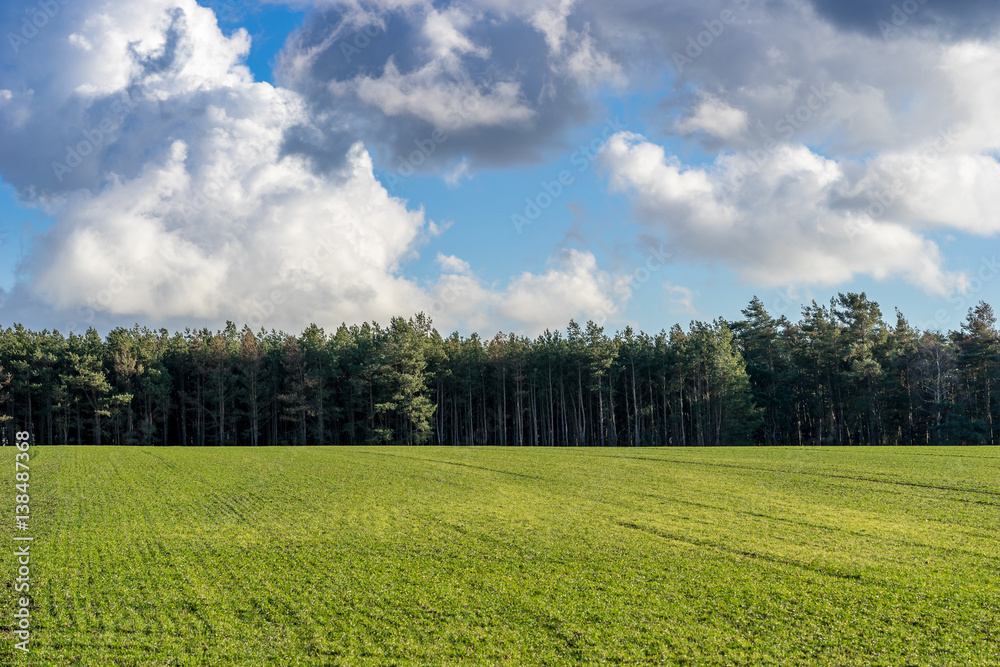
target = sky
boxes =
[0,0,998,338]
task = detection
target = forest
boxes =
[0,293,997,448]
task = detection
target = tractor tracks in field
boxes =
[131,448,325,632]
[894,451,1000,461]
[357,450,546,481]
[615,520,864,581]
[585,453,1000,499]
[633,493,1000,566]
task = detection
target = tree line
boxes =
[0,293,997,447]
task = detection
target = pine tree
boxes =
[0,358,10,436]
[954,302,999,445]
[63,329,121,446]
[379,316,435,445]
[236,326,265,447]
[832,293,887,446]
[735,297,793,445]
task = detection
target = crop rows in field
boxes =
[2,446,999,666]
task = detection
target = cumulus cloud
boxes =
[601,131,970,297]
[427,249,626,334]
[0,0,619,335]
[274,0,618,174]
[0,0,425,329]
[0,2,258,195]
[261,0,1000,314]
[264,0,1000,195]
[29,138,435,328]
[497,249,621,329]
[5,0,1000,333]
[560,0,1000,301]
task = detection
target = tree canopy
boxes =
[1,294,997,447]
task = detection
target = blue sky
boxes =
[1,0,999,336]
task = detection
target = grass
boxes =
[1,445,999,666]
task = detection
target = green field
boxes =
[2,446,999,666]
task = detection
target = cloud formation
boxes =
[274,0,620,175]
[601,131,970,297]
[0,0,621,334]
[3,0,1000,334]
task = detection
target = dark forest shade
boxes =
[1,293,997,447]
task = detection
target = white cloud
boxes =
[675,96,748,141]
[274,0,608,173]
[1,0,426,330]
[7,0,1000,334]
[563,28,624,88]
[497,249,620,330]
[603,132,732,230]
[422,6,490,62]
[0,0,623,335]
[602,131,970,297]
[428,248,625,334]
[664,282,698,316]
[436,253,471,274]
[31,119,433,328]
[527,0,577,54]
[311,1,538,132]
[68,33,93,51]
[340,59,536,130]
[442,158,473,186]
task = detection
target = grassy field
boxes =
[1,446,999,666]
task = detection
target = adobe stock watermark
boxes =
[917,254,1000,332]
[769,286,804,318]
[52,90,140,183]
[720,83,836,194]
[511,117,626,234]
[844,126,955,244]
[243,235,347,328]
[245,289,287,330]
[383,72,495,192]
[591,243,674,327]
[178,162,240,224]
[213,0,246,24]
[774,84,836,139]
[878,0,930,40]
[671,0,752,73]
[63,251,162,334]
[338,11,392,63]
[11,429,33,654]
[7,0,71,54]
[429,280,466,322]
